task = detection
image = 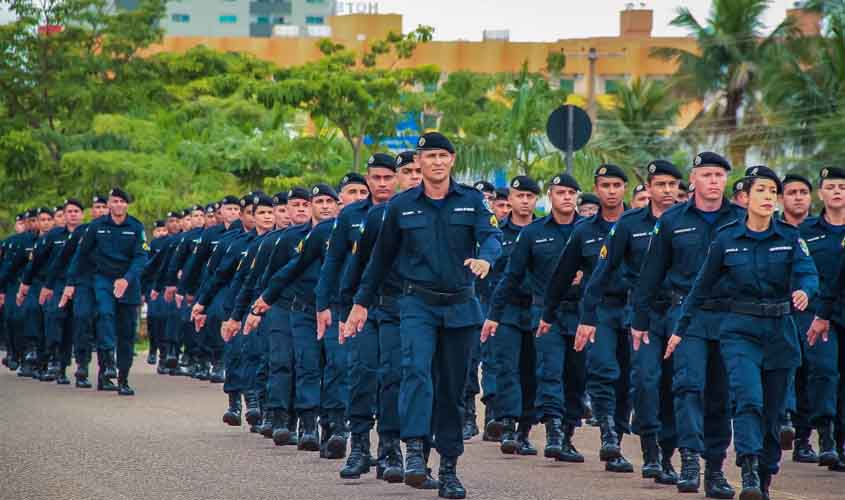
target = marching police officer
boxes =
[63,188,147,396]
[581,160,683,482]
[577,193,600,218]
[539,164,631,472]
[631,184,650,209]
[632,152,744,497]
[345,131,502,499]
[673,166,818,500]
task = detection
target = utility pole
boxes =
[561,47,626,122]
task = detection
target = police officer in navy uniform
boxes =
[581,160,683,483]
[577,192,600,218]
[344,132,501,499]
[479,175,540,456]
[673,166,818,500]
[18,207,55,380]
[539,164,631,472]
[631,183,650,209]
[794,167,845,470]
[484,173,586,463]
[63,187,147,396]
[632,152,744,498]
[0,212,37,375]
[143,219,169,366]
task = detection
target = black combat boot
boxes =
[818,420,838,466]
[340,433,371,479]
[41,358,57,381]
[260,409,274,438]
[779,414,795,451]
[101,350,117,379]
[499,418,518,454]
[222,392,242,426]
[516,422,537,455]
[325,414,348,459]
[641,435,662,479]
[117,371,135,396]
[558,423,584,462]
[829,439,845,472]
[704,460,735,499]
[243,391,261,426]
[462,396,479,440]
[97,363,117,391]
[319,419,331,457]
[146,349,157,365]
[605,436,634,473]
[195,358,210,381]
[656,447,678,485]
[543,418,563,459]
[739,455,762,500]
[437,456,466,499]
[209,359,224,383]
[598,417,621,461]
[272,410,291,445]
[164,345,178,369]
[383,437,404,483]
[299,415,320,452]
[677,448,701,493]
[416,444,439,490]
[288,415,299,446]
[55,365,70,385]
[759,469,772,500]
[403,438,427,488]
[792,437,819,463]
[74,363,92,389]
[485,417,504,442]
[7,355,18,371]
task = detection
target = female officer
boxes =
[666,166,818,500]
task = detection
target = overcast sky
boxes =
[1,0,801,41]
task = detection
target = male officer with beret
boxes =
[632,184,650,209]
[63,187,147,396]
[479,175,540,456]
[539,164,631,472]
[144,219,169,366]
[732,179,749,209]
[578,193,601,218]
[581,160,683,482]
[17,207,55,380]
[632,152,744,497]
[345,131,502,499]
[484,173,586,464]
[0,211,37,376]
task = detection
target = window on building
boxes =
[254,16,269,24]
[306,0,325,3]
[219,15,238,24]
[171,13,190,23]
[305,16,324,25]
[604,78,626,94]
[559,78,575,94]
[274,17,286,24]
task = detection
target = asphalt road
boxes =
[1,355,842,500]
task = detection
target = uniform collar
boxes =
[681,195,734,217]
[733,217,784,240]
[412,178,463,200]
[543,213,579,227]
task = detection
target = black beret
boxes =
[252,193,274,209]
[273,192,288,206]
[782,174,813,192]
[594,164,628,182]
[92,195,108,205]
[633,184,647,195]
[63,198,84,210]
[693,152,731,171]
[37,206,54,216]
[220,195,240,206]
[311,183,339,201]
[646,160,683,179]
[510,175,540,195]
[154,220,166,228]
[288,187,311,202]
[732,179,746,195]
[494,187,509,201]
[473,181,495,194]
[416,131,455,154]
[15,213,24,222]
[395,151,416,169]
[25,209,36,219]
[678,181,688,191]
[578,193,601,206]
[339,172,368,190]
[187,204,203,212]
[367,153,396,171]
[240,192,255,208]
[745,165,783,193]
[181,209,192,217]
[550,173,581,192]
[166,210,180,219]
[205,203,216,214]
[109,187,131,203]
[820,166,845,182]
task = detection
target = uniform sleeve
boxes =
[817,250,843,320]
[488,229,531,323]
[315,216,349,311]
[0,241,22,289]
[792,237,819,301]
[542,231,584,324]
[198,244,242,307]
[68,225,96,285]
[340,209,381,310]
[123,225,148,284]
[261,230,325,305]
[179,232,211,295]
[581,221,630,327]
[354,203,402,308]
[164,238,189,287]
[475,199,503,264]
[46,233,75,290]
[231,241,270,322]
[631,219,672,331]
[674,238,724,337]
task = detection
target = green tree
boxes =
[653,0,795,164]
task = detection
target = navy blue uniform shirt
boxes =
[315,199,370,311]
[262,218,335,306]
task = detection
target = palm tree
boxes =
[652,0,795,165]
[593,78,681,181]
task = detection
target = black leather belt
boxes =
[670,291,724,311]
[730,301,791,318]
[377,294,398,308]
[290,295,316,314]
[402,282,474,306]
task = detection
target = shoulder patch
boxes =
[296,240,304,254]
[490,215,498,228]
[799,238,810,256]
[653,222,660,235]
[599,244,608,260]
